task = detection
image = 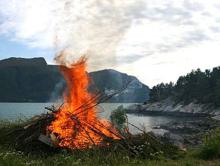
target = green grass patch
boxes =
[0,121,220,165]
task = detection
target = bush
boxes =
[198,128,220,159]
[110,105,127,133]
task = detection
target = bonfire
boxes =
[9,56,124,151]
[47,57,122,149]
[4,56,181,159]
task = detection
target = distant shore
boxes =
[126,98,220,119]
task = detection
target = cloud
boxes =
[0,0,147,68]
[0,0,220,80]
[116,54,146,64]
[116,0,220,64]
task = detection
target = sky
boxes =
[0,0,220,87]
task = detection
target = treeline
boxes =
[149,66,220,107]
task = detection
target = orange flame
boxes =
[48,57,120,149]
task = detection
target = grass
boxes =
[0,120,220,166]
[0,148,220,166]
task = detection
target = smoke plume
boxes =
[53,0,146,69]
[0,0,146,69]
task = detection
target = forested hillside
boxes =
[149,67,220,107]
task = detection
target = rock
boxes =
[151,129,185,149]
[127,98,219,117]
[151,129,169,137]
[163,132,184,148]
[213,115,220,121]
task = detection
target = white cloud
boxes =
[1,0,220,86]
[117,40,220,87]
[0,0,147,67]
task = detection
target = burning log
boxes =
[4,102,181,159]
[7,92,128,151]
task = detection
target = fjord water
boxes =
[0,103,194,133]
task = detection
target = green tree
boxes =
[149,66,220,107]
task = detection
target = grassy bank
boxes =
[1,147,220,166]
[0,121,220,166]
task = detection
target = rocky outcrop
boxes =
[151,118,220,148]
[127,98,220,148]
[127,98,220,117]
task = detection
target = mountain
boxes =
[0,57,149,103]
[90,69,149,102]
[0,57,47,67]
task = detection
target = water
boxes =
[0,103,131,121]
[0,103,195,133]
[0,103,54,121]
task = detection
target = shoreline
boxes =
[126,98,220,120]
[127,110,210,117]
[125,102,220,148]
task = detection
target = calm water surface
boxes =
[0,103,196,133]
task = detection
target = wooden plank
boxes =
[38,134,54,147]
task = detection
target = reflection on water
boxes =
[0,103,195,133]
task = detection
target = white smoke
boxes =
[0,0,146,69]
[52,0,147,68]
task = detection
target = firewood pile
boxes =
[3,91,117,150]
[4,106,58,153]
[2,103,181,159]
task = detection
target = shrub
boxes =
[110,105,127,133]
[198,127,220,159]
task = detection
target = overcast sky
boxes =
[0,0,220,87]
